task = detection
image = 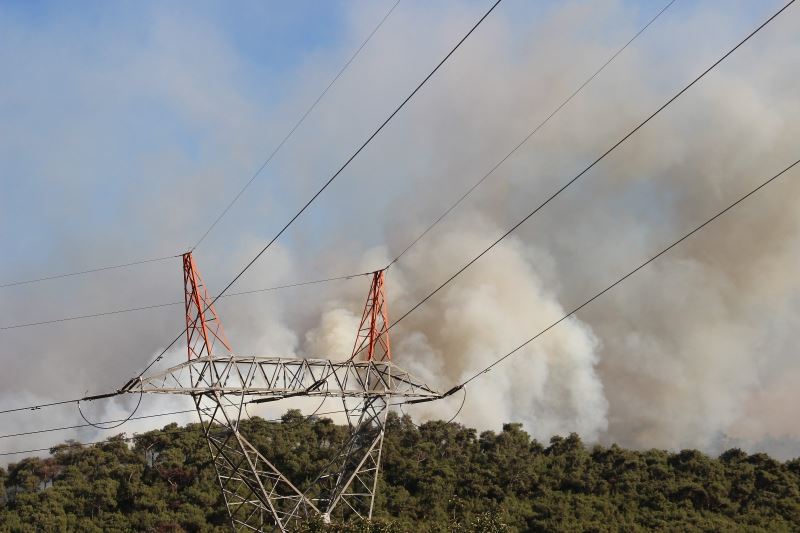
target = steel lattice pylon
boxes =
[123,253,438,532]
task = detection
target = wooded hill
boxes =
[1,411,798,532]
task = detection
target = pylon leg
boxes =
[195,391,318,532]
[310,269,393,520]
[327,395,388,519]
[299,394,388,522]
[182,252,317,531]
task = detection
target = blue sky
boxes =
[0,0,355,265]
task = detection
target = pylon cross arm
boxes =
[131,356,440,400]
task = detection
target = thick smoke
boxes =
[301,230,607,442]
[1,0,799,461]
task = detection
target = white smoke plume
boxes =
[301,230,607,441]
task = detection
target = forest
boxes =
[1,410,799,532]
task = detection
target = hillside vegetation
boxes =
[1,411,799,532]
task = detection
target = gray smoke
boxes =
[1,0,799,461]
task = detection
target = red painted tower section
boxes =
[350,270,391,362]
[182,251,231,361]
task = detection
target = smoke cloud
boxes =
[1,0,799,461]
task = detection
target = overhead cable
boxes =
[0,0,401,291]
[0,407,197,440]
[0,0,502,421]
[189,0,403,251]
[0,399,427,457]
[0,408,349,458]
[127,0,504,384]
[452,157,800,390]
[0,271,373,331]
[374,0,796,349]
[1,0,787,417]
[0,255,179,290]
[0,0,672,333]
[386,0,677,268]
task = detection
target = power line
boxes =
[374,0,795,348]
[0,408,351,458]
[0,375,334,418]
[1,0,786,419]
[455,157,800,389]
[0,399,420,458]
[0,398,82,416]
[0,148,800,455]
[1,301,180,331]
[65,0,778,412]
[15,150,796,456]
[0,0,672,333]
[0,255,179,290]
[0,407,196,440]
[0,434,167,458]
[4,3,793,464]
[189,0,402,252]
[128,0,504,384]
[386,0,677,269]
[0,281,386,417]
[0,401,353,441]
[0,0,401,292]
[0,271,373,331]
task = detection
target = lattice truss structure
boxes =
[123,253,439,532]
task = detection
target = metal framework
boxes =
[124,254,438,532]
[351,270,391,362]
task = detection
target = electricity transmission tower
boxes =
[123,252,439,532]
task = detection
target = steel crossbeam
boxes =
[133,357,438,400]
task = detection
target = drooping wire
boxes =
[454,157,800,389]
[399,385,467,428]
[447,386,468,423]
[385,0,677,269]
[189,0,403,252]
[77,388,144,430]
